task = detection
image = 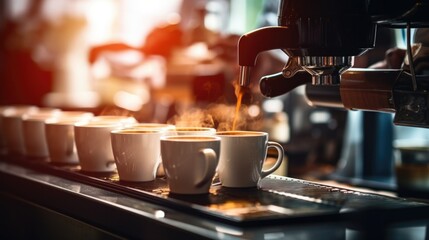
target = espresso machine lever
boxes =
[259,57,312,97]
[259,70,311,98]
[237,0,429,128]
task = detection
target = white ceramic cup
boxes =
[74,122,122,172]
[120,123,175,177]
[216,131,284,188]
[22,112,64,158]
[45,118,86,164]
[44,112,94,163]
[111,129,165,182]
[2,106,38,154]
[2,106,53,155]
[46,120,78,164]
[159,126,216,178]
[0,105,22,152]
[161,135,220,194]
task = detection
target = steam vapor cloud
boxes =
[167,103,250,131]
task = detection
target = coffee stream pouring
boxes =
[237,0,429,128]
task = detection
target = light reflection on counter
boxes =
[2,159,429,239]
[154,210,165,219]
[215,226,244,237]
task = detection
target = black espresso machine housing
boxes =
[236,0,429,192]
[238,0,429,128]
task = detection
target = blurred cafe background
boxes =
[1,0,282,167]
[2,0,428,187]
[1,0,429,238]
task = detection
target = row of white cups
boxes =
[0,105,285,195]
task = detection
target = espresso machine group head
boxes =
[238,0,429,127]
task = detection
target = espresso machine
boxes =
[237,0,429,192]
[238,0,429,128]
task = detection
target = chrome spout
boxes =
[239,66,252,88]
[297,56,354,85]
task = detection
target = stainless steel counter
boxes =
[1,157,428,240]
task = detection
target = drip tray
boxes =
[2,156,429,227]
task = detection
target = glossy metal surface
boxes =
[297,56,354,85]
[1,157,429,239]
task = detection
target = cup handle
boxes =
[106,160,116,168]
[261,141,284,179]
[154,155,164,178]
[195,148,217,188]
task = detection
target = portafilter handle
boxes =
[259,71,312,98]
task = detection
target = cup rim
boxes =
[216,130,267,137]
[90,115,135,121]
[23,113,62,121]
[127,123,175,127]
[2,108,39,118]
[59,111,94,116]
[161,135,221,142]
[123,123,176,131]
[74,121,122,127]
[46,119,84,125]
[111,129,165,134]
[173,127,216,131]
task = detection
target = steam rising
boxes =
[98,106,134,117]
[167,103,250,131]
[95,83,262,131]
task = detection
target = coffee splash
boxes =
[167,79,259,130]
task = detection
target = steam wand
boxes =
[406,23,418,91]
